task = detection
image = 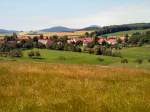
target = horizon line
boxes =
[1,22,150,31]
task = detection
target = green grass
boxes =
[104,29,150,36]
[0,45,150,69]
[121,45,150,59]
[0,34,4,38]
[0,34,12,38]
[112,45,150,69]
[0,49,120,65]
[0,62,150,112]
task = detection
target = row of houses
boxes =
[68,36,126,46]
[0,34,126,47]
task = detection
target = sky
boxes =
[0,0,150,31]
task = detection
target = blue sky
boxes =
[0,0,150,30]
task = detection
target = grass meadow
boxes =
[0,45,150,111]
[0,45,150,69]
[0,61,150,112]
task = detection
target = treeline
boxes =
[128,31,150,45]
[91,23,150,36]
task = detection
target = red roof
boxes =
[98,38,107,43]
[82,37,93,43]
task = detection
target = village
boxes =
[0,31,128,57]
[0,31,126,46]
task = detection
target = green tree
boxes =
[12,32,18,39]
[85,32,90,37]
[9,49,23,57]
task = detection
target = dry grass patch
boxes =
[0,61,150,112]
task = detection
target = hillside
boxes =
[95,23,150,36]
[103,28,150,36]
[79,25,101,31]
[40,26,76,32]
[0,29,17,34]
[0,45,150,69]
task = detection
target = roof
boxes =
[82,37,93,43]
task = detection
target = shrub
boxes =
[88,48,94,54]
[112,51,122,58]
[64,44,76,52]
[9,50,23,58]
[75,47,82,52]
[23,41,33,49]
[87,42,95,48]
[121,59,128,64]
[97,57,104,62]
[28,51,35,58]
[37,42,46,49]
[148,58,150,63]
[94,46,102,55]
[35,51,41,57]
[28,51,41,59]
[135,59,143,64]
[64,44,69,51]
[0,52,9,57]
[102,49,112,56]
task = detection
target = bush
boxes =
[28,51,41,59]
[23,41,33,49]
[63,44,76,52]
[0,52,9,57]
[9,50,23,58]
[37,42,46,49]
[112,51,122,58]
[94,46,102,55]
[97,57,104,62]
[148,58,150,63]
[121,59,128,64]
[102,49,112,56]
[87,42,95,48]
[35,51,41,57]
[75,47,82,52]
[28,51,35,58]
[135,59,143,64]
[88,48,94,54]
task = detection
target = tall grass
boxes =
[0,61,150,112]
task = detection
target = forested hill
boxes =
[82,23,150,36]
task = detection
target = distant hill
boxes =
[40,26,76,32]
[0,29,17,34]
[79,25,101,31]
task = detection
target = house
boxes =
[98,38,107,44]
[107,37,117,45]
[119,36,126,42]
[82,37,93,46]
[0,38,4,44]
[38,39,53,46]
[67,38,82,44]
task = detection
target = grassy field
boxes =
[0,45,150,69]
[0,61,150,112]
[112,45,150,69]
[42,31,93,37]
[0,34,12,38]
[104,29,150,36]
[0,49,120,65]
[0,46,150,111]
[0,34,5,38]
